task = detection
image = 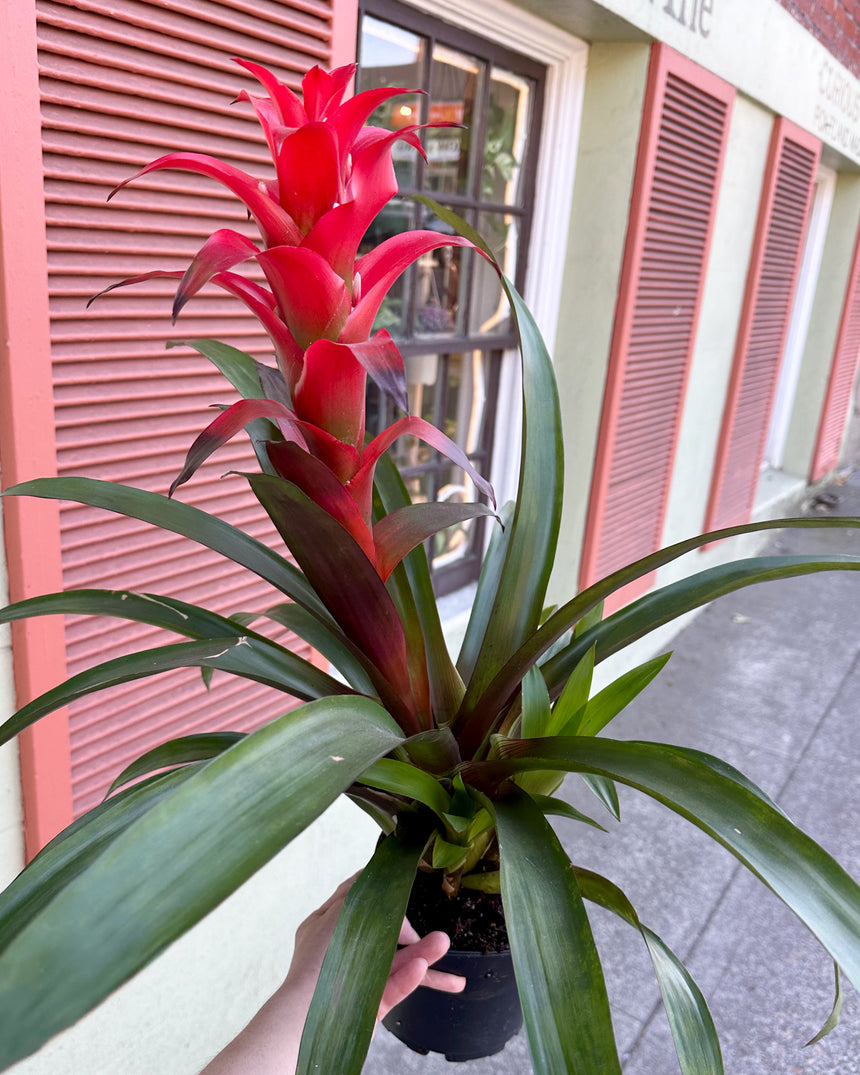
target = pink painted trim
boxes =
[579,44,735,609]
[330,0,359,69]
[704,117,822,534]
[808,223,860,482]
[0,0,73,858]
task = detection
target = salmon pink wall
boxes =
[0,0,74,857]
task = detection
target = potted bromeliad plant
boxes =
[3,59,860,1074]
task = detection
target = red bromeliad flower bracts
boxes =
[94,59,495,584]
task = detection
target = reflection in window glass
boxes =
[485,68,534,206]
[358,4,544,592]
[426,46,482,197]
[359,16,424,188]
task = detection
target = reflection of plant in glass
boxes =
[482,100,518,201]
[3,58,860,1075]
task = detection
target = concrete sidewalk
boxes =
[367,459,860,1073]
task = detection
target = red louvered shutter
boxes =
[809,227,860,482]
[579,44,734,607]
[36,0,346,816]
[705,118,821,531]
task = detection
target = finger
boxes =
[378,957,429,1021]
[390,931,450,976]
[422,968,466,993]
[398,917,421,945]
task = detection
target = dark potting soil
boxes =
[406,869,510,953]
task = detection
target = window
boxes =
[358,1,545,592]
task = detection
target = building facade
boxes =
[1,0,859,1069]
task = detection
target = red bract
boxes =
[101,58,495,586]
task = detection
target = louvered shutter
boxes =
[579,45,734,605]
[36,0,343,816]
[705,118,821,531]
[809,227,860,482]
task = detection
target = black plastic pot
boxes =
[382,946,523,1062]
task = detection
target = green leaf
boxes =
[358,758,451,818]
[432,836,469,870]
[521,665,552,739]
[482,737,860,992]
[0,588,250,640]
[546,645,595,737]
[0,697,404,1069]
[454,269,564,755]
[545,554,860,693]
[580,775,621,821]
[107,732,244,795]
[805,962,844,1046]
[229,602,377,696]
[171,338,269,401]
[0,636,350,747]
[401,726,460,773]
[575,600,604,637]
[2,477,326,615]
[574,868,722,1075]
[458,499,514,682]
[412,195,495,258]
[529,794,606,832]
[297,828,424,1075]
[0,767,197,955]
[563,652,671,738]
[492,790,621,1073]
[374,454,465,723]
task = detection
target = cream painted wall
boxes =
[661,94,775,554]
[550,42,652,601]
[783,174,860,476]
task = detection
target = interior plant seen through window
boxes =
[358,2,545,593]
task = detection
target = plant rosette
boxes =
[2,60,860,1075]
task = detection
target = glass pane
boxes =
[405,353,439,425]
[468,211,517,335]
[425,45,483,197]
[361,197,414,338]
[413,210,464,337]
[359,16,425,188]
[431,464,484,570]
[443,352,488,460]
[484,67,535,206]
[401,470,433,507]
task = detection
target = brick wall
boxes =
[776,1,860,78]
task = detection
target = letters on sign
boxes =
[650,0,714,39]
[815,59,860,159]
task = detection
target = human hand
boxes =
[201,873,465,1074]
[287,874,465,1020]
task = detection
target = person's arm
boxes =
[202,876,465,1074]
